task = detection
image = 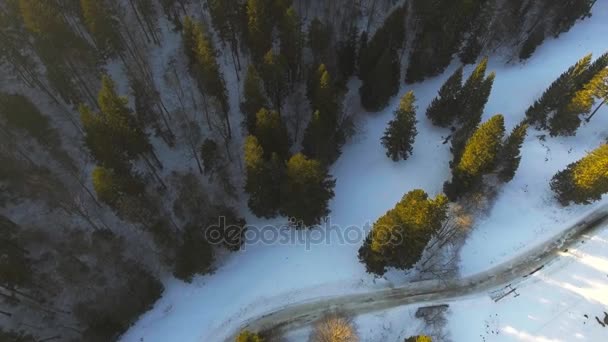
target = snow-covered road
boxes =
[214,204,608,341]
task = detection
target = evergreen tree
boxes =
[246,0,274,61]
[80,0,123,58]
[303,65,344,164]
[281,153,335,226]
[498,121,528,183]
[243,136,283,218]
[360,47,400,111]
[358,190,448,275]
[260,50,289,111]
[81,75,151,170]
[236,331,265,342]
[445,115,505,200]
[308,18,331,64]
[279,7,303,84]
[92,166,144,208]
[208,0,243,68]
[173,224,214,282]
[426,67,463,127]
[336,25,359,82]
[358,6,406,110]
[241,65,268,134]
[549,66,608,136]
[551,144,608,205]
[0,216,32,289]
[406,336,433,342]
[0,93,57,148]
[525,54,593,127]
[381,91,418,162]
[254,108,291,161]
[519,25,546,61]
[183,17,232,138]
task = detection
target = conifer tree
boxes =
[406,336,433,342]
[80,0,123,58]
[549,67,608,136]
[525,54,593,127]
[381,91,418,162]
[208,0,243,69]
[426,67,463,127]
[260,50,289,111]
[498,121,528,183]
[243,136,283,218]
[81,75,151,170]
[336,25,358,82]
[236,331,265,342]
[308,18,331,64]
[0,215,32,289]
[246,0,273,61]
[92,166,144,208]
[241,65,268,134]
[279,6,302,85]
[360,47,400,111]
[281,153,335,226]
[183,17,232,138]
[302,65,343,164]
[551,144,608,205]
[173,224,214,282]
[254,108,291,161]
[445,115,505,200]
[358,190,448,275]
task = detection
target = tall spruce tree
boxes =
[445,115,505,200]
[426,67,463,127]
[80,0,123,58]
[279,7,302,85]
[243,136,283,218]
[254,108,291,161]
[551,144,608,205]
[381,91,418,162]
[260,50,289,111]
[246,0,274,61]
[498,121,528,183]
[241,65,269,134]
[281,153,335,226]
[358,190,448,275]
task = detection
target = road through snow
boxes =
[210,204,608,341]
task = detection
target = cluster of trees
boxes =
[358,189,449,275]
[526,52,608,136]
[551,144,608,205]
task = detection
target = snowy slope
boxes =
[120,2,608,341]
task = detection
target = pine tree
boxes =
[336,25,358,82]
[208,0,243,69]
[243,136,283,218]
[173,224,214,282]
[92,166,144,208]
[381,91,418,161]
[254,108,291,161]
[281,153,335,226]
[360,47,400,111]
[236,331,265,342]
[260,50,289,111]
[525,54,593,127]
[241,65,268,134]
[551,144,608,205]
[81,75,151,170]
[498,121,528,183]
[426,67,463,127]
[358,190,448,275]
[279,6,302,84]
[445,115,505,200]
[549,67,608,136]
[80,0,123,58]
[0,215,32,289]
[308,18,331,64]
[459,57,489,124]
[183,17,232,138]
[246,0,273,61]
[303,65,344,164]
[406,336,433,342]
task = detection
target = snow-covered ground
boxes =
[120,2,608,341]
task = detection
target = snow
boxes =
[120,1,608,341]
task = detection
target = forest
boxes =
[0,0,605,341]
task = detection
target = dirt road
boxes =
[215,204,608,341]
